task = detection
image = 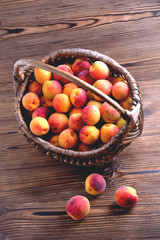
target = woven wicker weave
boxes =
[13,48,143,172]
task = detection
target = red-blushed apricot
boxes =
[53,93,72,113]
[66,195,90,220]
[53,64,73,84]
[40,96,53,108]
[112,82,130,101]
[49,135,60,147]
[70,88,87,108]
[120,96,132,110]
[22,92,40,111]
[62,83,79,97]
[89,61,110,80]
[34,68,52,84]
[58,128,78,149]
[115,186,138,208]
[77,142,92,152]
[100,102,120,123]
[116,118,127,129]
[78,70,95,85]
[72,59,91,76]
[32,107,51,119]
[28,80,42,96]
[85,173,106,195]
[82,105,100,125]
[42,80,62,100]
[48,113,68,133]
[100,123,119,143]
[30,117,50,136]
[79,125,99,145]
[69,107,83,117]
[86,100,102,110]
[92,79,113,102]
[68,113,85,132]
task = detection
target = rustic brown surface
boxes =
[0,0,160,239]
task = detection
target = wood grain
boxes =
[0,0,160,239]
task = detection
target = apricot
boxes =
[70,88,87,108]
[100,123,119,143]
[116,118,127,129]
[62,83,78,97]
[58,128,78,149]
[89,61,110,80]
[28,80,42,96]
[42,80,62,100]
[53,64,73,84]
[82,105,100,125]
[66,195,90,220]
[68,113,85,132]
[112,82,130,101]
[34,68,52,84]
[53,93,71,113]
[48,113,68,133]
[115,186,138,208]
[49,135,60,147]
[77,142,92,152]
[22,92,40,111]
[100,102,120,123]
[86,100,102,110]
[85,173,106,195]
[120,96,132,110]
[92,79,113,102]
[32,107,51,119]
[77,70,95,85]
[40,96,53,108]
[72,59,91,75]
[69,107,83,117]
[79,125,99,145]
[112,76,127,85]
[30,117,50,136]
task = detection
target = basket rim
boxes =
[13,48,143,160]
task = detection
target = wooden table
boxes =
[1,0,160,239]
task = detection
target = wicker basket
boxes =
[13,48,143,173]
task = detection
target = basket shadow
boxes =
[72,161,117,179]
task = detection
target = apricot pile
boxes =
[21,59,138,221]
[22,58,132,151]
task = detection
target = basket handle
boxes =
[13,59,137,122]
